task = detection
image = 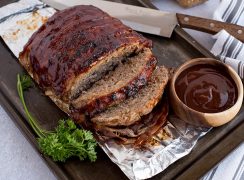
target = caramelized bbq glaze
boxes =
[19,5,151,97]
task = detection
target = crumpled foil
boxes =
[0,0,210,179]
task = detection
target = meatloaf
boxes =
[19,5,170,146]
[19,5,152,103]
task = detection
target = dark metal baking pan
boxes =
[0,0,243,179]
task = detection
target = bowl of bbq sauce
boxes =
[170,58,243,127]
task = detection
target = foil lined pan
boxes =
[0,0,210,179]
[100,116,209,179]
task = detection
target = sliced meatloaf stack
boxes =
[92,67,169,145]
[19,5,169,146]
[71,49,157,117]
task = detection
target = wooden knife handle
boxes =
[176,13,244,42]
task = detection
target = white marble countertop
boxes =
[0,0,243,180]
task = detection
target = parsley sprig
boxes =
[17,74,97,162]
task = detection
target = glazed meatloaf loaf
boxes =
[19,5,153,104]
[19,5,170,146]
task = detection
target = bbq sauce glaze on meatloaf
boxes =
[19,5,152,102]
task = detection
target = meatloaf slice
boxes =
[91,66,169,127]
[19,5,152,102]
[71,48,157,116]
[94,97,168,143]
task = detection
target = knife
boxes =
[42,0,244,42]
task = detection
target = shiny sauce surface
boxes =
[175,64,238,113]
[20,5,151,95]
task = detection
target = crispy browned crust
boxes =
[19,5,152,101]
[71,56,157,117]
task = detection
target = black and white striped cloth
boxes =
[211,0,244,78]
[203,0,244,180]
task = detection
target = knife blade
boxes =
[42,0,244,42]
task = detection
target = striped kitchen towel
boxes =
[202,143,244,180]
[203,0,244,180]
[211,0,244,78]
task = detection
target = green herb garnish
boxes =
[17,74,97,162]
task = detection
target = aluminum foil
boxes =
[0,1,210,179]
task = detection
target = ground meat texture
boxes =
[71,49,157,116]
[91,66,169,127]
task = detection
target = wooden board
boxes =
[0,0,243,179]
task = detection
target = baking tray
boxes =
[0,0,243,179]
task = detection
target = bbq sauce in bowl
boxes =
[175,64,238,113]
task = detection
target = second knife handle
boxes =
[176,13,244,42]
